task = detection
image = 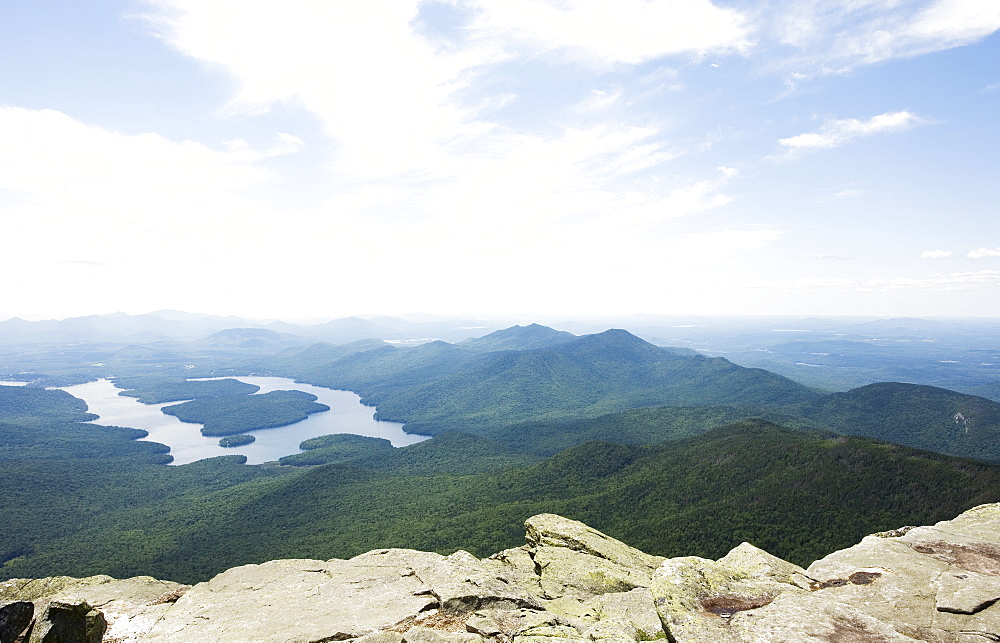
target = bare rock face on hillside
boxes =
[1,506,999,642]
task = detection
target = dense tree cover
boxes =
[0,452,291,578]
[344,432,544,475]
[794,382,1000,462]
[207,421,996,570]
[115,377,260,404]
[255,339,388,374]
[2,412,998,585]
[161,390,330,436]
[291,341,483,406]
[278,434,393,466]
[219,434,256,447]
[459,324,577,351]
[264,329,818,436]
[373,331,820,435]
[263,328,1000,462]
[0,421,165,462]
[277,433,541,472]
[490,405,819,456]
[0,386,96,425]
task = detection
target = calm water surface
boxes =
[61,377,428,465]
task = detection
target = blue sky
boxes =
[1,0,998,320]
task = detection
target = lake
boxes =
[60,376,428,465]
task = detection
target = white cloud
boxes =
[778,111,924,152]
[920,250,954,259]
[141,0,753,182]
[111,1,764,318]
[143,0,499,179]
[0,106,315,317]
[574,88,625,114]
[903,0,1000,52]
[0,106,295,268]
[469,0,753,65]
[125,2,771,259]
[968,247,1000,258]
[0,107,290,207]
[767,0,1000,74]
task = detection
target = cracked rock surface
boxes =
[652,503,1000,642]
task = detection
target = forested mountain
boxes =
[487,405,817,456]
[459,323,577,351]
[267,328,820,435]
[188,328,307,353]
[262,339,388,374]
[794,382,1000,462]
[2,407,998,585]
[282,340,482,405]
[257,325,1000,461]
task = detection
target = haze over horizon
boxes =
[2,1,998,321]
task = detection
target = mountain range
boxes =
[1,317,999,585]
[260,324,1000,462]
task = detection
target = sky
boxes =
[1,0,998,321]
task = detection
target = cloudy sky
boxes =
[1,0,998,321]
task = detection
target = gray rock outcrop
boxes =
[0,575,185,643]
[651,503,1000,641]
[1,505,998,642]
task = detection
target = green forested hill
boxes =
[167,421,999,573]
[490,405,818,456]
[161,390,330,436]
[344,431,544,475]
[261,327,1000,461]
[276,433,395,466]
[794,382,1000,462]
[289,341,482,404]
[459,323,577,351]
[0,386,96,424]
[3,413,998,584]
[372,330,820,434]
[114,376,260,404]
[262,327,819,436]
[260,338,388,374]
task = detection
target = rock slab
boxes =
[651,503,1000,642]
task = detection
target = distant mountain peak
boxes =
[575,328,658,348]
[588,328,648,341]
[463,324,577,351]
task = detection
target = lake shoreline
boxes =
[60,376,430,466]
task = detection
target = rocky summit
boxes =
[2,506,999,643]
